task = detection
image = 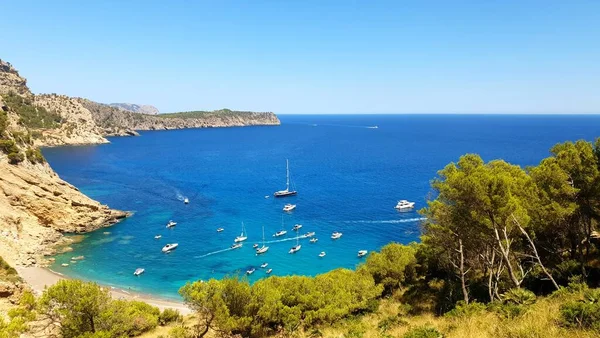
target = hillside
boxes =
[108,102,159,115]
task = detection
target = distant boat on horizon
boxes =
[274,159,297,197]
[184,198,189,204]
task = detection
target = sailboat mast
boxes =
[286,159,290,190]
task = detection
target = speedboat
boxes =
[253,243,259,248]
[265,195,270,199]
[266,268,272,274]
[61,263,69,267]
[289,244,301,254]
[310,238,318,243]
[246,268,255,275]
[162,243,178,253]
[305,231,315,237]
[166,220,177,228]
[319,251,326,257]
[395,200,415,210]
[358,250,368,258]
[154,235,162,239]
[274,159,298,197]
[184,198,189,204]
[134,268,145,276]
[231,243,243,249]
[283,204,296,212]
[331,232,343,240]
[217,228,224,232]
[260,263,269,268]
[292,224,302,231]
[273,230,287,237]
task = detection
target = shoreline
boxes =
[16,266,192,315]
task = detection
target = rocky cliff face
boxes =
[109,103,159,115]
[0,60,29,96]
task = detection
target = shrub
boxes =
[444,301,486,318]
[159,308,182,325]
[0,139,18,154]
[501,288,536,306]
[2,92,61,129]
[402,325,442,338]
[168,326,189,338]
[7,151,24,164]
[560,289,600,331]
[25,147,45,164]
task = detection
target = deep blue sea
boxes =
[42,114,600,299]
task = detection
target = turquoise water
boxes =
[43,114,600,299]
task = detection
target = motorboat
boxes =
[358,250,368,258]
[283,204,296,212]
[265,195,270,199]
[217,228,224,232]
[292,224,302,231]
[162,243,178,253]
[61,263,69,267]
[166,220,177,228]
[154,235,162,239]
[246,267,256,275]
[234,222,248,242]
[274,159,298,197]
[273,230,287,237]
[395,200,415,210]
[253,243,259,248]
[231,243,243,249]
[331,232,343,240]
[256,225,269,255]
[305,231,315,237]
[134,268,145,276]
[310,238,318,243]
[260,262,269,268]
[266,268,272,274]
[319,252,326,257]
[184,198,189,204]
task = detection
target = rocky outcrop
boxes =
[0,59,30,96]
[109,103,159,115]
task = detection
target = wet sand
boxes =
[16,266,192,315]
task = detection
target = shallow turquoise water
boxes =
[42,114,600,299]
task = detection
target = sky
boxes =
[1,1,599,114]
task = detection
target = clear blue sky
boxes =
[1,1,599,114]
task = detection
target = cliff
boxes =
[109,102,159,115]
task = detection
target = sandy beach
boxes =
[16,266,192,315]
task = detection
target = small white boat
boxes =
[162,243,178,253]
[305,231,315,237]
[273,230,287,237]
[283,204,296,212]
[234,222,248,243]
[231,243,243,249]
[331,232,343,240]
[217,228,224,232]
[260,262,269,268]
[184,198,189,204]
[358,250,368,258]
[265,195,270,199]
[289,245,301,254]
[310,238,318,243]
[395,200,415,210]
[253,243,259,248]
[246,268,256,275]
[166,220,177,228]
[292,224,302,231]
[266,268,272,274]
[134,268,145,276]
[154,235,162,239]
[61,263,69,267]
[319,252,326,257]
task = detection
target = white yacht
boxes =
[274,159,297,197]
[162,243,178,253]
[266,268,272,274]
[260,262,269,268]
[395,200,415,210]
[256,225,269,255]
[358,250,368,258]
[273,216,287,237]
[217,228,224,232]
[310,238,318,243]
[305,231,315,237]
[134,268,145,276]
[231,243,243,249]
[331,232,343,239]
[166,220,177,228]
[234,222,248,243]
[283,204,296,212]
[292,224,302,231]
[246,267,256,275]
[289,236,301,254]
[154,235,162,239]
[319,251,326,257]
[184,198,189,204]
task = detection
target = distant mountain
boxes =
[108,103,159,115]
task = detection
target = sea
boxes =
[42,114,600,299]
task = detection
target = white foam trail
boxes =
[343,217,426,224]
[264,235,309,244]
[194,247,235,259]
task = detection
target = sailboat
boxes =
[256,225,269,254]
[289,235,301,254]
[274,159,297,197]
[234,222,248,243]
[273,216,287,237]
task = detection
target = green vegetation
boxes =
[159,108,269,119]
[25,146,45,164]
[0,256,21,283]
[1,92,62,129]
[0,108,7,137]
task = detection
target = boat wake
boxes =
[264,235,309,244]
[194,247,235,259]
[343,217,426,224]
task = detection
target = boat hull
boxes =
[274,191,297,197]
